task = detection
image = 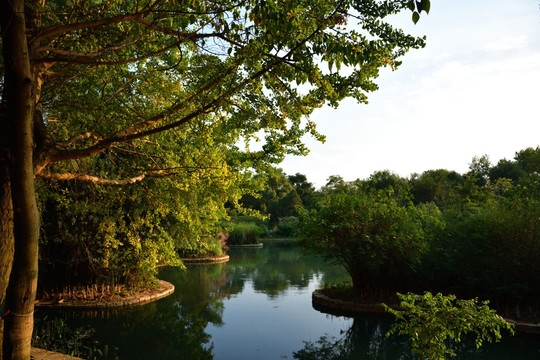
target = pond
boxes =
[36,240,540,359]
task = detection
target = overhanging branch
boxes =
[37,171,146,186]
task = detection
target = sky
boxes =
[278,0,540,188]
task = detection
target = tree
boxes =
[240,167,300,227]
[514,146,540,174]
[287,173,316,209]
[0,0,427,358]
[363,170,411,201]
[489,159,526,183]
[467,155,491,186]
[410,169,464,207]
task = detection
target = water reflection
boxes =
[293,316,412,360]
[35,240,540,360]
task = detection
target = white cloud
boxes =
[281,1,540,188]
[485,35,528,51]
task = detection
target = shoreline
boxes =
[312,289,540,335]
[36,280,174,309]
[227,243,264,248]
[181,254,230,264]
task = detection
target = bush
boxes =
[429,177,540,303]
[275,216,299,237]
[298,185,443,292]
[39,183,181,289]
[176,236,225,258]
[386,292,514,359]
[227,222,266,245]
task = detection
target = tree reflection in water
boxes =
[294,316,413,360]
[35,241,540,360]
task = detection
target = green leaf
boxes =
[412,11,420,24]
[424,0,431,14]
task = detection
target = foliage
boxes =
[32,317,119,360]
[409,169,465,208]
[467,155,492,186]
[514,146,540,174]
[426,173,540,303]
[226,222,266,245]
[288,173,317,209]
[298,182,443,292]
[362,170,412,201]
[240,168,302,228]
[385,292,514,360]
[489,159,526,183]
[409,0,431,24]
[275,216,299,238]
[39,180,182,288]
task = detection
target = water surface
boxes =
[37,240,540,359]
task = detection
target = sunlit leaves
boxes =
[23,0,430,285]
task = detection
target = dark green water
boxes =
[36,240,540,359]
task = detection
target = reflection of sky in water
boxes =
[207,277,352,360]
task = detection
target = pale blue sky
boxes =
[279,0,540,188]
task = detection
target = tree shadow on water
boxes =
[293,316,414,360]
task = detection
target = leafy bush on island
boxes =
[226,222,266,245]
[39,181,181,290]
[298,182,443,294]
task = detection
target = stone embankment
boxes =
[181,254,230,264]
[312,289,540,335]
[36,280,174,309]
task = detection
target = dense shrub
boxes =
[298,185,443,292]
[39,182,181,289]
[175,237,225,258]
[275,217,299,238]
[427,175,540,303]
[226,222,266,245]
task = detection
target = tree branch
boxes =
[33,39,183,66]
[37,171,147,186]
[29,13,145,50]
[40,23,323,168]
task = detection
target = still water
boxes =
[37,240,540,359]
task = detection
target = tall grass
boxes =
[227,222,266,245]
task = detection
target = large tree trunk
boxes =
[1,0,40,359]
[0,158,14,359]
